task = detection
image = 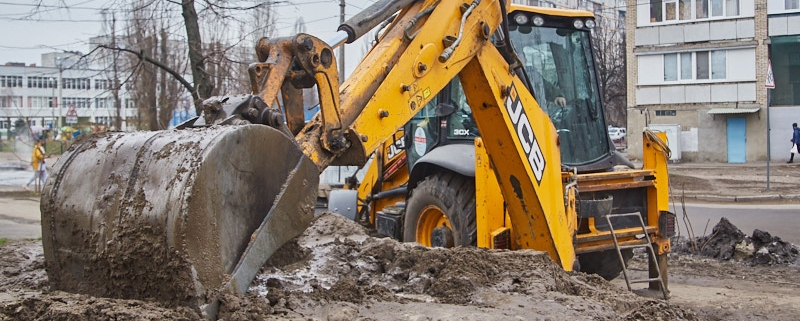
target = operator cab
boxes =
[406,7,616,174]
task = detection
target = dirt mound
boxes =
[673,217,799,266]
[749,229,799,265]
[246,213,696,320]
[2,213,697,320]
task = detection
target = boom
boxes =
[284,0,574,267]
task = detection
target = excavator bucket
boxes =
[40,124,318,313]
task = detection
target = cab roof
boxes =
[509,4,595,19]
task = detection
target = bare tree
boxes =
[92,0,279,130]
[294,16,307,34]
[592,13,627,128]
[115,0,190,130]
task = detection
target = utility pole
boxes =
[339,0,345,84]
[56,57,63,136]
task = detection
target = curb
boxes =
[735,195,781,202]
[671,194,800,203]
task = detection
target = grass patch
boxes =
[0,139,68,155]
[0,237,41,246]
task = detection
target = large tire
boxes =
[403,172,476,247]
[578,249,634,280]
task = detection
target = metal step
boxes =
[618,243,649,250]
[605,212,668,300]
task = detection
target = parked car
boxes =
[608,126,627,141]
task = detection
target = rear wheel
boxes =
[578,249,633,280]
[403,172,476,247]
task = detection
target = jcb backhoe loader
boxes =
[40,0,673,319]
[329,4,674,284]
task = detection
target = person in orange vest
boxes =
[23,140,47,191]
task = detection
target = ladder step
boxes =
[618,243,649,250]
[629,278,662,284]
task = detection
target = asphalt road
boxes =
[0,195,41,240]
[673,203,800,245]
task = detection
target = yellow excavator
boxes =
[330,3,673,284]
[40,0,673,319]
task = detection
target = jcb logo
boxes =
[505,85,545,185]
[386,136,405,160]
[453,129,471,136]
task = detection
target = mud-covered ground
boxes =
[2,213,799,321]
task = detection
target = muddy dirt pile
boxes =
[673,217,799,266]
[2,213,696,320]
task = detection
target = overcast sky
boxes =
[0,0,376,75]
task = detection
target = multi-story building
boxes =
[0,52,137,140]
[767,0,800,159]
[627,0,798,163]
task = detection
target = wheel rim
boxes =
[415,205,452,247]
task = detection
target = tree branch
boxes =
[98,44,198,102]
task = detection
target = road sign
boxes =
[66,104,78,124]
[766,60,775,89]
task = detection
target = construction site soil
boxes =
[1,212,799,321]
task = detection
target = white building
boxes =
[0,52,137,139]
[627,0,799,163]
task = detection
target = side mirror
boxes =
[435,103,456,117]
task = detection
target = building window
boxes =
[95,79,113,90]
[62,78,91,90]
[27,76,58,89]
[664,50,726,81]
[680,53,692,79]
[0,96,22,108]
[651,0,738,22]
[0,75,23,88]
[95,116,110,125]
[769,36,800,106]
[651,0,663,22]
[30,96,55,108]
[95,97,115,108]
[787,0,799,10]
[664,54,678,80]
[63,97,91,108]
[696,0,709,18]
[656,110,677,116]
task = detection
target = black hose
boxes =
[338,0,417,43]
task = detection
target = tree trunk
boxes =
[111,15,123,131]
[181,0,213,115]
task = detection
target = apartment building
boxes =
[0,52,137,140]
[767,0,800,160]
[627,0,799,163]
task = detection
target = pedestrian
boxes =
[23,140,47,191]
[789,123,800,163]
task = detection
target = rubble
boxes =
[698,217,745,260]
[673,217,800,266]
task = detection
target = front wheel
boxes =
[403,172,476,247]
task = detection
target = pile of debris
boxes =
[673,217,800,266]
